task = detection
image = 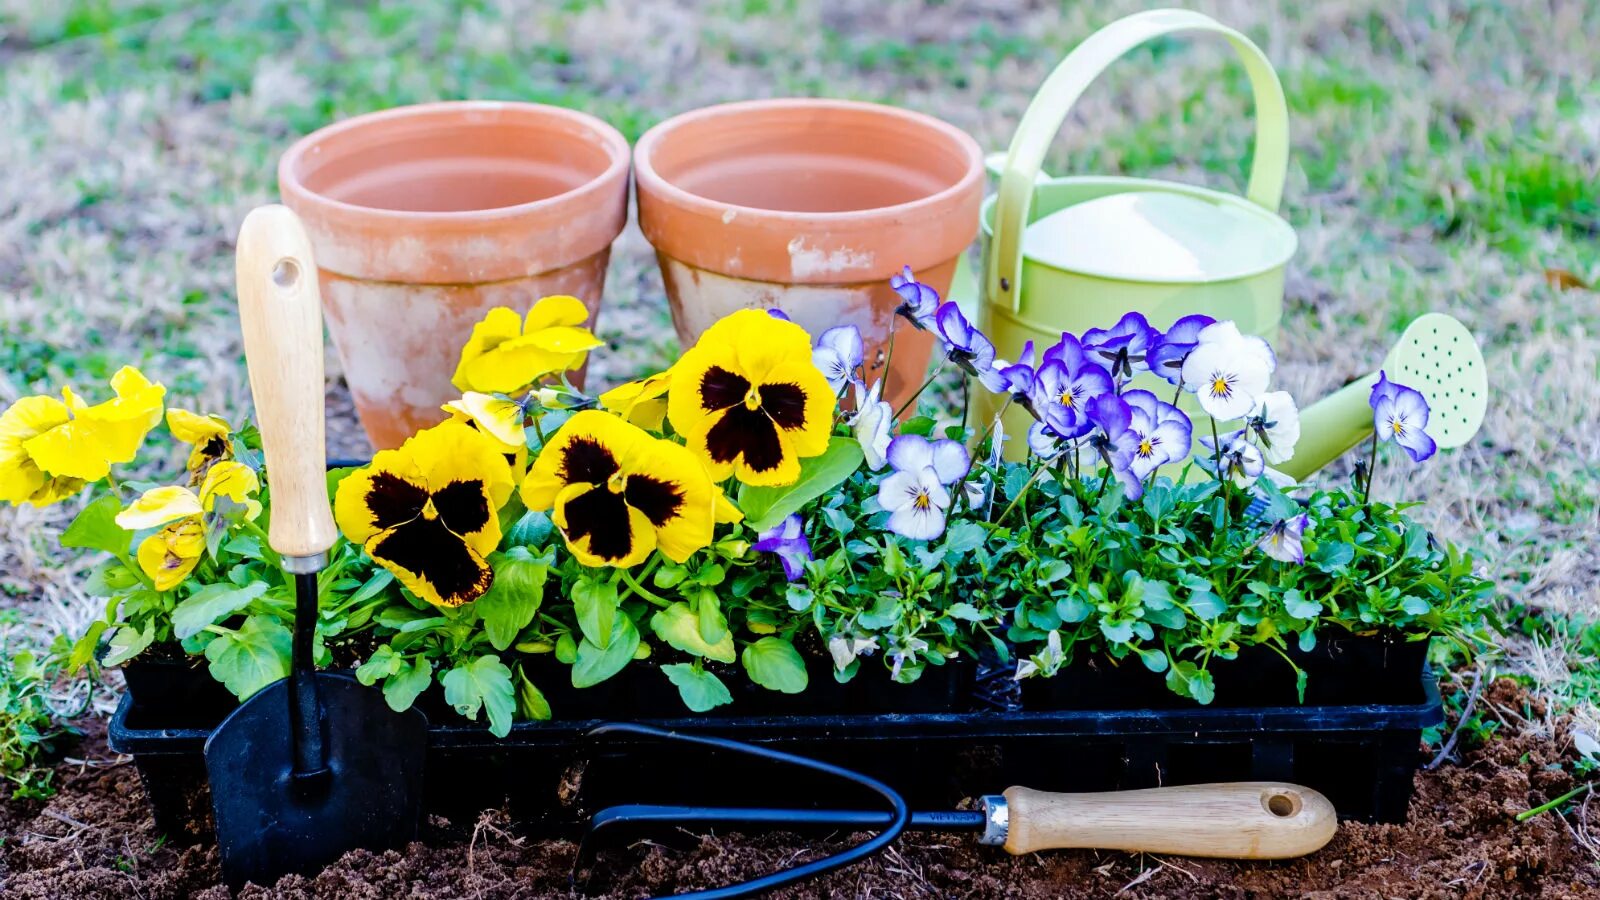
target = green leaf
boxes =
[1310,541,1355,572]
[1400,596,1432,615]
[348,568,395,603]
[204,615,291,699]
[1138,648,1169,673]
[355,645,403,686]
[555,632,578,664]
[384,658,432,712]
[476,547,550,651]
[506,509,555,547]
[650,603,736,663]
[741,637,808,694]
[84,559,140,596]
[1283,589,1321,620]
[68,621,108,672]
[572,615,640,688]
[442,654,515,737]
[900,415,936,436]
[171,581,269,640]
[662,663,733,712]
[947,602,985,622]
[573,575,618,649]
[696,591,727,645]
[517,668,552,721]
[62,495,132,557]
[737,437,865,532]
[102,620,154,667]
[1188,590,1226,620]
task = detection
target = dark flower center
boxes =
[562,486,635,562]
[562,436,620,484]
[699,366,750,412]
[366,472,429,529]
[371,516,492,606]
[624,475,684,526]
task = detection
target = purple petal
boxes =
[1369,370,1402,408]
[766,308,792,321]
[1087,393,1132,438]
[934,302,972,349]
[1397,426,1437,462]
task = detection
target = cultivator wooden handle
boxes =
[996,782,1336,859]
[235,204,337,568]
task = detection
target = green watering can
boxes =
[975,9,1296,457]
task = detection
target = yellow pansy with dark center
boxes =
[522,410,720,568]
[667,310,834,487]
[336,421,513,607]
[166,409,234,485]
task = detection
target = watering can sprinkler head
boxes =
[1276,313,1487,481]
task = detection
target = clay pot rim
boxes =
[634,97,984,226]
[278,100,631,224]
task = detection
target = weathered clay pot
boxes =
[280,101,630,449]
[634,99,983,409]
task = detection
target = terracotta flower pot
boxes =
[634,99,983,410]
[280,101,630,450]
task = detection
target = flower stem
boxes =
[1209,417,1228,533]
[1517,783,1593,822]
[994,464,1048,528]
[881,319,899,398]
[893,362,943,419]
[1362,429,1380,504]
[617,565,670,608]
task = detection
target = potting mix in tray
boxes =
[0,8,1502,897]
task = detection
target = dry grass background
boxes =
[0,0,1597,740]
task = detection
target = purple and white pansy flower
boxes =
[933,302,997,377]
[1082,311,1161,379]
[1257,513,1311,564]
[1122,389,1193,480]
[1084,393,1145,500]
[1247,390,1301,465]
[979,340,1036,397]
[891,266,941,330]
[1147,314,1216,386]
[850,379,894,470]
[1369,371,1437,462]
[1029,334,1115,440]
[812,324,864,394]
[1198,428,1266,487]
[1181,321,1277,420]
[878,434,970,541]
[752,513,813,582]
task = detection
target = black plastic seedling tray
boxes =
[109,664,1442,842]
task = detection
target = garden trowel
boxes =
[1276,313,1487,480]
[204,205,428,890]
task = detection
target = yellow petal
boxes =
[363,523,493,608]
[523,294,591,331]
[117,485,203,531]
[733,428,802,487]
[760,357,837,458]
[457,392,527,450]
[334,445,427,547]
[515,325,603,355]
[600,371,672,431]
[199,460,262,519]
[166,408,230,444]
[0,395,71,505]
[521,409,649,511]
[25,367,166,480]
[136,518,204,591]
[623,438,716,564]
[403,420,514,557]
[714,489,743,524]
[552,482,658,568]
[451,307,526,392]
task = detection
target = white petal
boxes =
[886,434,933,472]
[888,504,946,541]
[929,440,971,484]
[876,469,922,512]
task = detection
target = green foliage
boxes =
[737,436,864,532]
[0,652,71,801]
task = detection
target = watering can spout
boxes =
[1276,374,1381,481]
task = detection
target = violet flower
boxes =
[1257,513,1310,564]
[1198,428,1266,487]
[1369,371,1436,462]
[752,513,813,582]
[1085,393,1144,500]
[933,302,997,378]
[891,266,940,330]
[1029,334,1114,440]
[979,340,1036,396]
[1122,389,1193,481]
[1082,311,1160,379]
[766,308,792,321]
[813,324,864,394]
[878,434,970,541]
[1147,314,1216,386]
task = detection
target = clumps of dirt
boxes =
[3,680,1597,899]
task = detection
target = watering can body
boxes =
[974,10,1296,455]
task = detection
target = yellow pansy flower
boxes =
[522,410,718,568]
[666,310,834,487]
[117,460,262,591]
[599,370,672,431]
[137,518,206,592]
[451,296,603,395]
[442,393,530,476]
[166,408,233,485]
[0,367,165,507]
[335,421,515,608]
[0,395,83,506]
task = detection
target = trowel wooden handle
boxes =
[1001,782,1336,859]
[235,205,337,563]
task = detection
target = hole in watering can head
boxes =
[272,259,300,288]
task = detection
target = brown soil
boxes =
[3,680,1596,899]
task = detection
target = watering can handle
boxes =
[235,205,338,564]
[987,9,1289,313]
